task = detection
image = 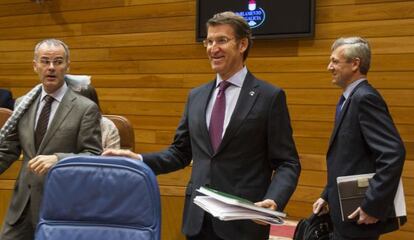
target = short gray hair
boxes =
[331,37,371,74]
[207,11,252,61]
[34,39,70,62]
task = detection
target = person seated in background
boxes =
[78,85,120,149]
[0,88,15,110]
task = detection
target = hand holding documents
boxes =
[337,173,406,222]
[193,186,286,225]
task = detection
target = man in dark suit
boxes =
[0,88,14,110]
[103,12,300,240]
[313,37,405,240]
[0,39,102,240]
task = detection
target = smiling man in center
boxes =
[103,11,301,240]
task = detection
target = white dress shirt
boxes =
[35,82,68,129]
[339,78,367,110]
[206,66,247,137]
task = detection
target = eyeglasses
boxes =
[37,58,66,67]
[202,37,235,48]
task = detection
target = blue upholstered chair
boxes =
[35,156,161,240]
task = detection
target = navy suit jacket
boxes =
[143,72,300,239]
[322,81,405,238]
[0,89,14,110]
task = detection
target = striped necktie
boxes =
[35,95,54,150]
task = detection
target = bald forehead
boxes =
[34,41,69,61]
[37,43,65,51]
[36,44,65,59]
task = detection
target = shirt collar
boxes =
[40,81,68,103]
[343,78,367,99]
[215,66,247,88]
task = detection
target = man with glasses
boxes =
[313,37,405,240]
[104,12,300,240]
[0,39,102,240]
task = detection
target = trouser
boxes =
[187,214,224,240]
[0,201,35,240]
[332,230,379,240]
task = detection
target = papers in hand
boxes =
[193,186,286,225]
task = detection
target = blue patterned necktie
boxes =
[335,95,346,122]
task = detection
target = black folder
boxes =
[337,175,371,222]
[336,173,406,222]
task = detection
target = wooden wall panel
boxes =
[0,190,13,226]
[0,2,194,28]
[318,0,407,7]
[2,71,414,89]
[0,0,124,17]
[317,1,414,23]
[1,53,414,76]
[0,0,413,239]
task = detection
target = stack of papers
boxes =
[194,186,286,225]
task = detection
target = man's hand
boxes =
[253,199,278,225]
[348,207,379,224]
[313,198,329,215]
[255,199,277,211]
[28,155,58,175]
[102,148,142,160]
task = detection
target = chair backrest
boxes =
[0,107,12,127]
[104,114,135,151]
[35,156,161,240]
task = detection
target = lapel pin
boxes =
[249,91,255,96]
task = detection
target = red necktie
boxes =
[209,81,231,152]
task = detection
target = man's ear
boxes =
[351,58,361,72]
[239,38,248,54]
[66,60,70,73]
[33,60,38,73]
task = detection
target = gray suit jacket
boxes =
[143,72,300,239]
[0,88,102,226]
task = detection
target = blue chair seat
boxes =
[35,156,161,240]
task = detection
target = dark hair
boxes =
[206,11,252,60]
[78,85,100,110]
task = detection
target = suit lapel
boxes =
[198,81,216,155]
[216,72,259,154]
[328,98,350,148]
[20,95,41,157]
[37,89,76,153]
[328,81,368,149]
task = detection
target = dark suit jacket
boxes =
[0,87,102,226]
[143,72,300,240]
[0,89,14,110]
[322,81,405,238]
